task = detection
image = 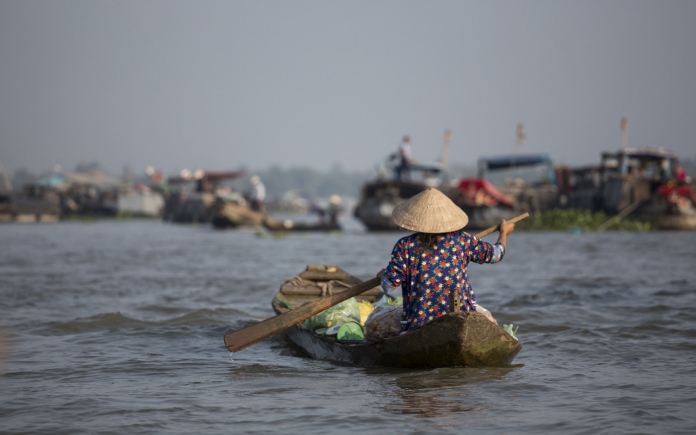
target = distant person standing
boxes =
[249,175,266,213]
[395,135,413,181]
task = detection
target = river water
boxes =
[1,218,695,434]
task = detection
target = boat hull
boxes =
[638,198,696,230]
[282,311,522,368]
[262,217,341,232]
[212,200,265,229]
[353,180,432,231]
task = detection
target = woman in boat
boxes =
[381,187,515,332]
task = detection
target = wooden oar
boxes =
[223,211,529,352]
[470,212,529,238]
[596,199,643,232]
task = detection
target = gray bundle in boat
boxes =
[364,305,402,340]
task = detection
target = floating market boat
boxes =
[213,200,342,232]
[270,265,522,368]
[212,198,266,229]
[354,162,443,231]
[262,218,341,232]
[163,170,246,224]
[0,185,61,223]
[447,154,560,229]
[446,177,517,230]
[565,148,696,230]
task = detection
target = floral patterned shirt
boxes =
[381,231,505,331]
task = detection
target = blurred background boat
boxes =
[446,153,561,230]
[562,147,696,230]
[354,160,443,231]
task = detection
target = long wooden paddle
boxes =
[223,212,529,352]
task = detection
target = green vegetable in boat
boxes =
[503,323,519,340]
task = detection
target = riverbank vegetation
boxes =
[515,209,653,232]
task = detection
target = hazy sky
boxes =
[1,1,695,177]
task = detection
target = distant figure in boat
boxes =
[249,175,266,213]
[392,135,413,181]
[380,187,515,332]
[311,194,343,227]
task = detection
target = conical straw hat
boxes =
[392,187,469,233]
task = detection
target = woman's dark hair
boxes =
[416,233,439,250]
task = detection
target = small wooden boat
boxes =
[0,187,61,223]
[271,265,522,368]
[261,217,341,233]
[212,199,266,229]
[446,154,561,229]
[213,199,342,232]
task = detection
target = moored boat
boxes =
[213,199,343,232]
[212,198,266,229]
[446,178,517,230]
[0,185,61,223]
[565,147,696,230]
[354,162,443,231]
[271,265,522,368]
[163,170,245,224]
[446,154,560,229]
[262,218,341,232]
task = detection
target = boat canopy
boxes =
[35,170,124,189]
[168,170,246,184]
[601,147,679,162]
[478,153,554,172]
[600,148,680,178]
[476,153,556,186]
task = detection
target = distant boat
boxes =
[446,177,517,230]
[354,162,443,231]
[117,186,165,218]
[261,218,341,233]
[0,185,61,223]
[162,170,245,224]
[447,153,561,229]
[566,148,696,230]
[211,198,266,229]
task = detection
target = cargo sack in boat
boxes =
[304,297,361,331]
[337,322,365,341]
[364,305,403,340]
[357,300,374,325]
[323,322,366,341]
[474,304,498,325]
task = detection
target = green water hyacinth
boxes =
[503,324,519,340]
[515,209,653,231]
